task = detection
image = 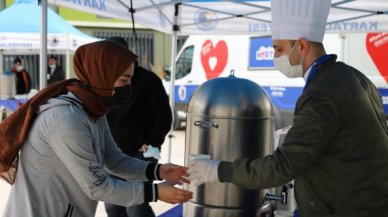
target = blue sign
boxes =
[378,88,388,114]
[249,37,274,68]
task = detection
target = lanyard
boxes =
[303,54,333,92]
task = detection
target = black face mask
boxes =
[103,85,132,107]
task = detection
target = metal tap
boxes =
[265,183,294,205]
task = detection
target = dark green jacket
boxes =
[219,56,388,217]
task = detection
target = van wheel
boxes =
[173,110,182,130]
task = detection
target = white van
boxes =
[168,33,388,129]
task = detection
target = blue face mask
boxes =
[103,85,132,107]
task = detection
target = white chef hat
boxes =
[271,0,331,42]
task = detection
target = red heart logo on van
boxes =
[366,33,388,84]
[200,40,228,80]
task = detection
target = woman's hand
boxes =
[157,182,193,204]
[160,163,190,185]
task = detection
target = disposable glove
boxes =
[143,145,161,159]
[187,159,220,186]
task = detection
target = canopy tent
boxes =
[0,0,99,84]
[46,0,388,35]
[0,0,98,54]
[45,0,388,162]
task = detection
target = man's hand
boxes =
[187,159,220,186]
[157,182,193,204]
[160,163,190,185]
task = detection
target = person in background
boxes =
[188,0,388,217]
[162,65,171,81]
[104,36,173,217]
[0,40,192,217]
[47,55,65,84]
[11,57,31,94]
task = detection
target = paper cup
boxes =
[189,154,211,162]
[273,210,294,217]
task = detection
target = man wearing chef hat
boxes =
[187,0,388,216]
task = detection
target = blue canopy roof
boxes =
[0,0,94,39]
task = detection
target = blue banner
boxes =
[378,88,388,114]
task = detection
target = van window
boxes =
[175,46,194,79]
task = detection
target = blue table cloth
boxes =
[157,204,299,217]
[158,204,182,217]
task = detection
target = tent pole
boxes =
[66,50,70,79]
[167,3,180,163]
[39,0,48,90]
[0,53,3,74]
[66,42,71,79]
